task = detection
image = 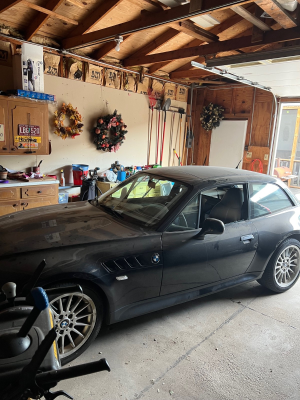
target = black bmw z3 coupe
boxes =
[1,166,300,364]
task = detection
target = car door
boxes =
[161,193,221,296]
[202,184,258,280]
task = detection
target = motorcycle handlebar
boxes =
[36,358,110,385]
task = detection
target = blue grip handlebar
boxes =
[31,287,49,311]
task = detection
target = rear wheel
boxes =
[49,282,103,365]
[257,239,300,293]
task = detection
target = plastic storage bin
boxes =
[58,192,69,204]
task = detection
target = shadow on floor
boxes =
[97,281,273,341]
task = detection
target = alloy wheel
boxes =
[274,245,300,288]
[50,292,97,359]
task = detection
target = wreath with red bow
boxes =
[93,110,128,152]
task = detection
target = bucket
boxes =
[72,164,89,186]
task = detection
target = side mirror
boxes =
[196,218,225,240]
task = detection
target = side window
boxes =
[167,194,200,232]
[249,183,293,219]
[200,184,247,225]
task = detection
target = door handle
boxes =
[241,234,254,244]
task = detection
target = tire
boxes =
[257,238,300,293]
[48,282,103,365]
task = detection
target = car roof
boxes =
[146,166,276,185]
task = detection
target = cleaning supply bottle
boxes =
[60,169,65,186]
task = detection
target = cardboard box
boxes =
[66,58,83,81]
[85,63,103,85]
[44,53,60,76]
[152,79,164,99]
[164,82,176,101]
[137,76,150,95]
[176,85,188,102]
[13,43,44,92]
[0,41,12,67]
[123,72,137,92]
[104,68,122,89]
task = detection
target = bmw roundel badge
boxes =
[152,253,160,264]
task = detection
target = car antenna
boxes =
[235,157,243,169]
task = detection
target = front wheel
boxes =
[257,239,300,293]
[49,282,103,365]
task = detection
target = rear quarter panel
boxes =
[246,206,300,273]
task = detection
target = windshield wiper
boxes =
[99,204,123,219]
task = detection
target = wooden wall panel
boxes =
[233,87,253,114]
[251,101,273,147]
[190,85,275,172]
[214,88,233,114]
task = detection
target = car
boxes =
[1,166,300,364]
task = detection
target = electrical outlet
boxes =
[246,152,252,159]
[264,154,269,161]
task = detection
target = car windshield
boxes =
[95,173,189,228]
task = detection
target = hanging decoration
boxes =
[93,110,128,152]
[54,103,83,139]
[200,102,224,131]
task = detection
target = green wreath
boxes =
[93,110,127,152]
[200,102,224,131]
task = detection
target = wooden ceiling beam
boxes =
[22,0,78,25]
[148,13,248,73]
[123,28,180,64]
[92,35,132,60]
[123,25,300,66]
[170,20,219,42]
[67,0,125,37]
[170,69,214,79]
[65,0,85,8]
[231,5,271,31]
[62,0,253,49]
[0,0,22,13]
[25,0,65,41]
[254,0,297,28]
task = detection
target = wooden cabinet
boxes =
[0,200,20,215]
[0,183,58,217]
[0,96,49,156]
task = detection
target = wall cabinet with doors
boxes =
[0,95,49,155]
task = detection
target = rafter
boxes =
[25,0,65,41]
[22,1,78,25]
[170,69,214,79]
[0,0,22,13]
[170,20,219,42]
[66,0,85,8]
[231,5,271,31]
[254,0,297,29]
[92,36,132,60]
[149,12,247,73]
[62,0,253,49]
[123,26,300,66]
[67,0,125,38]
[123,28,180,64]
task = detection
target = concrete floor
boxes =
[59,280,300,400]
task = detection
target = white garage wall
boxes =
[0,70,187,181]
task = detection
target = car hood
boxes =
[0,201,148,257]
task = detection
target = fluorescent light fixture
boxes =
[205,46,300,68]
[191,14,220,28]
[191,60,272,91]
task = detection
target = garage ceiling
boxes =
[0,0,300,93]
